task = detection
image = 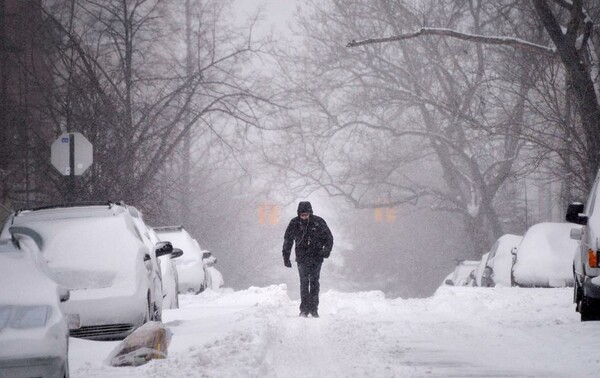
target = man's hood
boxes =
[297,201,313,215]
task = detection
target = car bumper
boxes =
[0,356,66,378]
[63,286,148,340]
[176,263,205,293]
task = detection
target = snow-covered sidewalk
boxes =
[69,285,600,377]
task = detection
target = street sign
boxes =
[51,132,93,175]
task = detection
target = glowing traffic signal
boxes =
[259,203,280,225]
[386,207,396,222]
[374,207,396,223]
[269,205,280,225]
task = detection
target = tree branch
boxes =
[347,27,556,56]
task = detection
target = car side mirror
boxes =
[566,202,588,225]
[155,241,174,257]
[171,248,183,259]
[58,286,70,302]
[445,279,454,286]
[570,227,583,240]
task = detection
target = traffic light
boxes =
[374,206,396,223]
[258,203,266,224]
[386,207,396,222]
[269,205,280,225]
[258,203,280,225]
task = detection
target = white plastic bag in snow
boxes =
[106,321,172,367]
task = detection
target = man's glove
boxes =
[283,256,292,268]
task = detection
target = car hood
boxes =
[11,217,146,289]
[49,268,117,290]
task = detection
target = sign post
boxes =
[51,132,93,202]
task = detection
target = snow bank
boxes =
[70,284,597,377]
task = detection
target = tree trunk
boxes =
[532,0,600,189]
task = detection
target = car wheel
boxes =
[580,295,600,321]
[153,303,162,322]
[143,293,152,324]
[573,266,582,306]
[64,339,70,378]
[574,277,582,308]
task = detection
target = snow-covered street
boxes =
[70,285,600,377]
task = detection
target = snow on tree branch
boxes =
[347,27,556,57]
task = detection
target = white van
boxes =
[567,170,600,321]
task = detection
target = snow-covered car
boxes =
[512,222,578,288]
[154,226,208,294]
[150,227,182,309]
[567,170,600,320]
[483,234,523,287]
[0,228,70,378]
[0,203,171,340]
[127,207,182,310]
[473,252,490,287]
[203,252,224,290]
[443,260,479,286]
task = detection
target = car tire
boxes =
[153,303,162,322]
[574,272,582,308]
[143,293,152,324]
[580,295,600,321]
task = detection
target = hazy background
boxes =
[3,0,595,298]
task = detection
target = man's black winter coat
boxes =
[282,215,334,263]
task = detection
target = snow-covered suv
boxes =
[154,226,209,294]
[0,202,171,339]
[567,169,600,321]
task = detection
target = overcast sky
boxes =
[233,0,297,36]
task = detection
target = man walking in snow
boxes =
[282,201,334,318]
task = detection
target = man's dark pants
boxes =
[297,259,323,313]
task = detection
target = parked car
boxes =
[151,227,182,309]
[483,234,523,287]
[512,222,578,288]
[203,251,224,290]
[473,252,490,287]
[0,228,70,378]
[127,207,182,310]
[443,260,479,286]
[567,173,600,320]
[0,202,171,340]
[154,226,208,294]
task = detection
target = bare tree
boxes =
[39,0,273,207]
[349,0,600,192]
[268,0,543,255]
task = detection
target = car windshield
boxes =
[9,214,142,289]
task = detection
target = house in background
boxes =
[0,0,53,209]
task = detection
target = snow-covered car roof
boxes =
[153,226,202,263]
